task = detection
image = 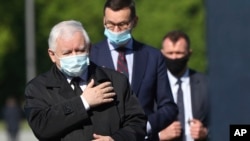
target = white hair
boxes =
[48,20,91,51]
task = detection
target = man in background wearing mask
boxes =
[24,20,146,141]
[159,30,208,141]
[90,0,178,140]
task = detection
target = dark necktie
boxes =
[177,78,186,141]
[71,77,83,96]
[116,47,129,78]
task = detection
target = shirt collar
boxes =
[66,69,88,84]
[167,69,189,86]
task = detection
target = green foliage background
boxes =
[0,0,206,107]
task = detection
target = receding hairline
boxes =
[48,20,90,51]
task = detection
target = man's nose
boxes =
[71,51,78,55]
[112,26,123,32]
[169,54,178,59]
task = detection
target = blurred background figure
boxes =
[159,30,208,141]
[2,96,22,141]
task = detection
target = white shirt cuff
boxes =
[80,95,90,111]
[145,121,152,139]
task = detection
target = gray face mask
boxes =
[58,54,90,77]
[104,28,132,46]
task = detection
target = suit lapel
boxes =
[94,39,148,96]
[97,40,115,69]
[131,41,148,96]
[46,65,76,99]
[87,62,111,85]
[190,69,200,119]
[59,80,76,99]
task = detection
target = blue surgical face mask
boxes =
[104,28,132,46]
[58,54,90,77]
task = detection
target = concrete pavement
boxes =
[0,130,37,141]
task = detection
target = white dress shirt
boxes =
[107,39,134,84]
[107,39,153,138]
[167,69,194,141]
[66,69,90,110]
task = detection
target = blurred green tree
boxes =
[134,0,206,72]
[0,1,25,107]
[0,0,206,107]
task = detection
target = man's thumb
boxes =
[87,79,94,88]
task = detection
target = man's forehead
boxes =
[58,31,83,40]
[104,8,131,21]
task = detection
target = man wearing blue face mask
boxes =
[24,20,146,141]
[90,0,178,140]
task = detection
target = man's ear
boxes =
[189,49,193,57]
[48,49,56,63]
[103,17,106,28]
[88,43,92,53]
[132,16,139,28]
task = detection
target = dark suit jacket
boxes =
[24,63,146,141]
[172,69,208,141]
[189,69,209,141]
[90,39,178,140]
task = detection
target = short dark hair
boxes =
[104,0,136,20]
[163,30,190,48]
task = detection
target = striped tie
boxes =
[116,47,128,78]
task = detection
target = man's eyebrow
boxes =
[61,49,70,54]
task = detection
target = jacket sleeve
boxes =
[111,75,147,141]
[147,53,178,136]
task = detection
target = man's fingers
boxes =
[173,121,181,126]
[102,98,115,103]
[87,79,95,88]
[101,93,116,103]
[93,133,100,139]
[97,81,112,89]
[102,86,114,93]
[103,92,116,98]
